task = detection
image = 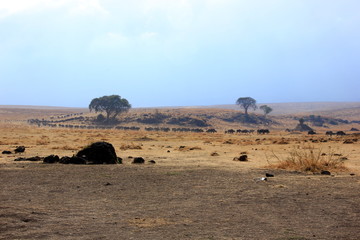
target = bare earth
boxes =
[1,106,360,240]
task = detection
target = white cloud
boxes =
[0,0,108,19]
[140,31,158,40]
[67,0,109,16]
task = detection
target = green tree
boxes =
[236,97,257,115]
[89,95,131,123]
[259,105,273,117]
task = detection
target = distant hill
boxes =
[187,102,360,116]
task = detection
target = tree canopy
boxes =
[236,97,257,115]
[259,105,273,116]
[89,95,131,123]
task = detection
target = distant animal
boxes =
[225,129,235,134]
[336,131,346,136]
[257,129,270,134]
[326,131,334,136]
[206,129,217,133]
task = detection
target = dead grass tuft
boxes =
[51,145,79,150]
[120,143,143,150]
[268,144,347,173]
[36,137,50,145]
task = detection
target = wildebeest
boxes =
[257,129,270,134]
[326,131,334,136]
[336,131,346,136]
[206,129,217,133]
[225,129,235,134]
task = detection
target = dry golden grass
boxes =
[268,144,348,173]
[0,106,360,174]
[120,143,143,150]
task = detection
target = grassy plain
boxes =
[1,105,360,239]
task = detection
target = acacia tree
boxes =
[236,97,257,115]
[89,95,131,123]
[259,105,273,117]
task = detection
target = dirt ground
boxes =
[1,109,360,239]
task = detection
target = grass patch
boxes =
[267,144,347,173]
[120,143,143,150]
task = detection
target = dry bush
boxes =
[120,143,143,150]
[51,145,78,150]
[36,136,50,145]
[268,144,347,173]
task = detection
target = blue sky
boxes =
[0,0,359,107]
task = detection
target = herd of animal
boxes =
[26,116,356,136]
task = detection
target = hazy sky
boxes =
[1,0,359,107]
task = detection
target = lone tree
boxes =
[259,105,273,117]
[89,95,131,123]
[236,97,257,115]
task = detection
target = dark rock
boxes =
[321,170,331,175]
[43,155,60,164]
[265,173,274,177]
[132,157,145,164]
[2,151,12,154]
[76,142,118,164]
[350,173,355,176]
[14,156,42,162]
[60,156,87,164]
[117,157,123,164]
[149,160,156,164]
[14,146,25,153]
[234,155,248,161]
[239,155,248,161]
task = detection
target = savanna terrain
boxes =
[1,104,360,240]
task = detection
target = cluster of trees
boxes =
[89,95,273,124]
[236,97,273,116]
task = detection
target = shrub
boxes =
[268,144,347,173]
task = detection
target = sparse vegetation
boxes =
[89,95,131,124]
[260,105,273,116]
[268,144,347,173]
[236,97,257,115]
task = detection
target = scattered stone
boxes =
[2,151,12,154]
[14,146,25,153]
[43,155,60,164]
[350,173,355,176]
[117,157,123,164]
[76,142,118,164]
[104,182,112,186]
[350,128,359,131]
[14,156,42,162]
[132,157,145,164]
[60,156,87,164]
[167,150,171,153]
[265,173,274,177]
[149,160,156,164]
[321,170,331,175]
[343,139,354,144]
[210,152,219,156]
[234,155,248,162]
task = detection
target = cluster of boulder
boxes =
[2,146,26,155]
[12,142,153,165]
